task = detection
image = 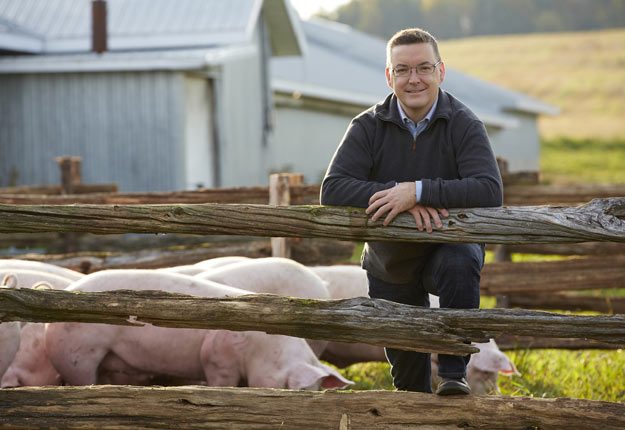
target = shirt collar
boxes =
[397,97,438,125]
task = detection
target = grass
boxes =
[439,28,625,140]
[541,136,625,184]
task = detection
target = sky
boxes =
[289,0,351,19]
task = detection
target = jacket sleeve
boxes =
[320,119,396,208]
[420,120,503,208]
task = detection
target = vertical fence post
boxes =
[494,157,511,308]
[56,156,82,195]
[269,173,303,258]
[55,156,82,252]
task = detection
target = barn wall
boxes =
[487,112,541,173]
[214,23,268,187]
[0,71,185,191]
[270,105,356,184]
[183,75,214,189]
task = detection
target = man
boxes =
[320,28,503,395]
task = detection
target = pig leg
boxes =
[199,331,243,387]
[45,323,112,385]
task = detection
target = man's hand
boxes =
[366,182,448,232]
[407,205,449,233]
[366,182,416,226]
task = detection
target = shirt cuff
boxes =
[415,180,422,202]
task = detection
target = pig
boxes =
[0,276,21,381]
[194,258,329,300]
[194,257,331,355]
[0,259,84,281]
[311,265,518,394]
[1,276,65,388]
[0,269,74,290]
[193,256,250,270]
[1,321,62,387]
[44,270,352,390]
[157,265,207,276]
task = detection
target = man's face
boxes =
[385,42,445,122]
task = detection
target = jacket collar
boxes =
[375,89,452,126]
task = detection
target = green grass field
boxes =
[440,29,625,140]
[337,30,625,401]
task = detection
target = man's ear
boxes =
[438,61,446,83]
[385,67,393,90]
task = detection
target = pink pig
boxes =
[0,275,21,381]
[0,259,83,281]
[1,273,70,388]
[44,270,351,390]
[194,258,330,356]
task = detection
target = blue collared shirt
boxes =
[396,98,438,202]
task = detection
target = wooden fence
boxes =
[2,164,625,428]
[0,198,625,428]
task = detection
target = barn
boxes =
[0,0,556,191]
[0,0,305,191]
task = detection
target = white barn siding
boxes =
[270,106,354,184]
[487,112,541,173]
[0,71,185,191]
[216,25,268,187]
[183,75,214,189]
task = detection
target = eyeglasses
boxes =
[391,61,441,78]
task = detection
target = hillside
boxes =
[439,28,625,139]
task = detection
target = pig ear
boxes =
[1,274,18,289]
[288,363,353,390]
[33,281,53,291]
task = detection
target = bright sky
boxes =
[289,0,351,19]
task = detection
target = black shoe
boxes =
[436,377,471,395]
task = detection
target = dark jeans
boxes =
[367,243,484,393]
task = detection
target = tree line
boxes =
[317,0,625,40]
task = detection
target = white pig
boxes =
[0,259,83,281]
[0,276,21,381]
[0,269,74,290]
[193,256,250,270]
[311,265,518,394]
[1,276,66,388]
[44,270,352,390]
[195,258,330,355]
[157,265,207,276]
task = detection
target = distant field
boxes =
[440,29,625,139]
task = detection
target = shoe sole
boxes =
[436,387,471,396]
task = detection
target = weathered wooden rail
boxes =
[0,198,623,243]
[481,254,625,295]
[2,182,625,206]
[1,386,624,430]
[1,289,624,355]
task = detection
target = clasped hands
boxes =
[365,181,449,232]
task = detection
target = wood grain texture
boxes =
[0,198,623,243]
[1,290,624,353]
[1,386,624,430]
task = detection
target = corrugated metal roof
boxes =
[272,18,558,123]
[0,0,261,53]
[0,0,256,37]
[0,46,256,73]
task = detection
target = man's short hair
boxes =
[386,28,441,66]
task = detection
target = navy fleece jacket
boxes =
[320,90,503,283]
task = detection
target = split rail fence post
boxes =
[55,156,82,253]
[269,173,303,258]
[55,156,82,195]
[495,157,511,308]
